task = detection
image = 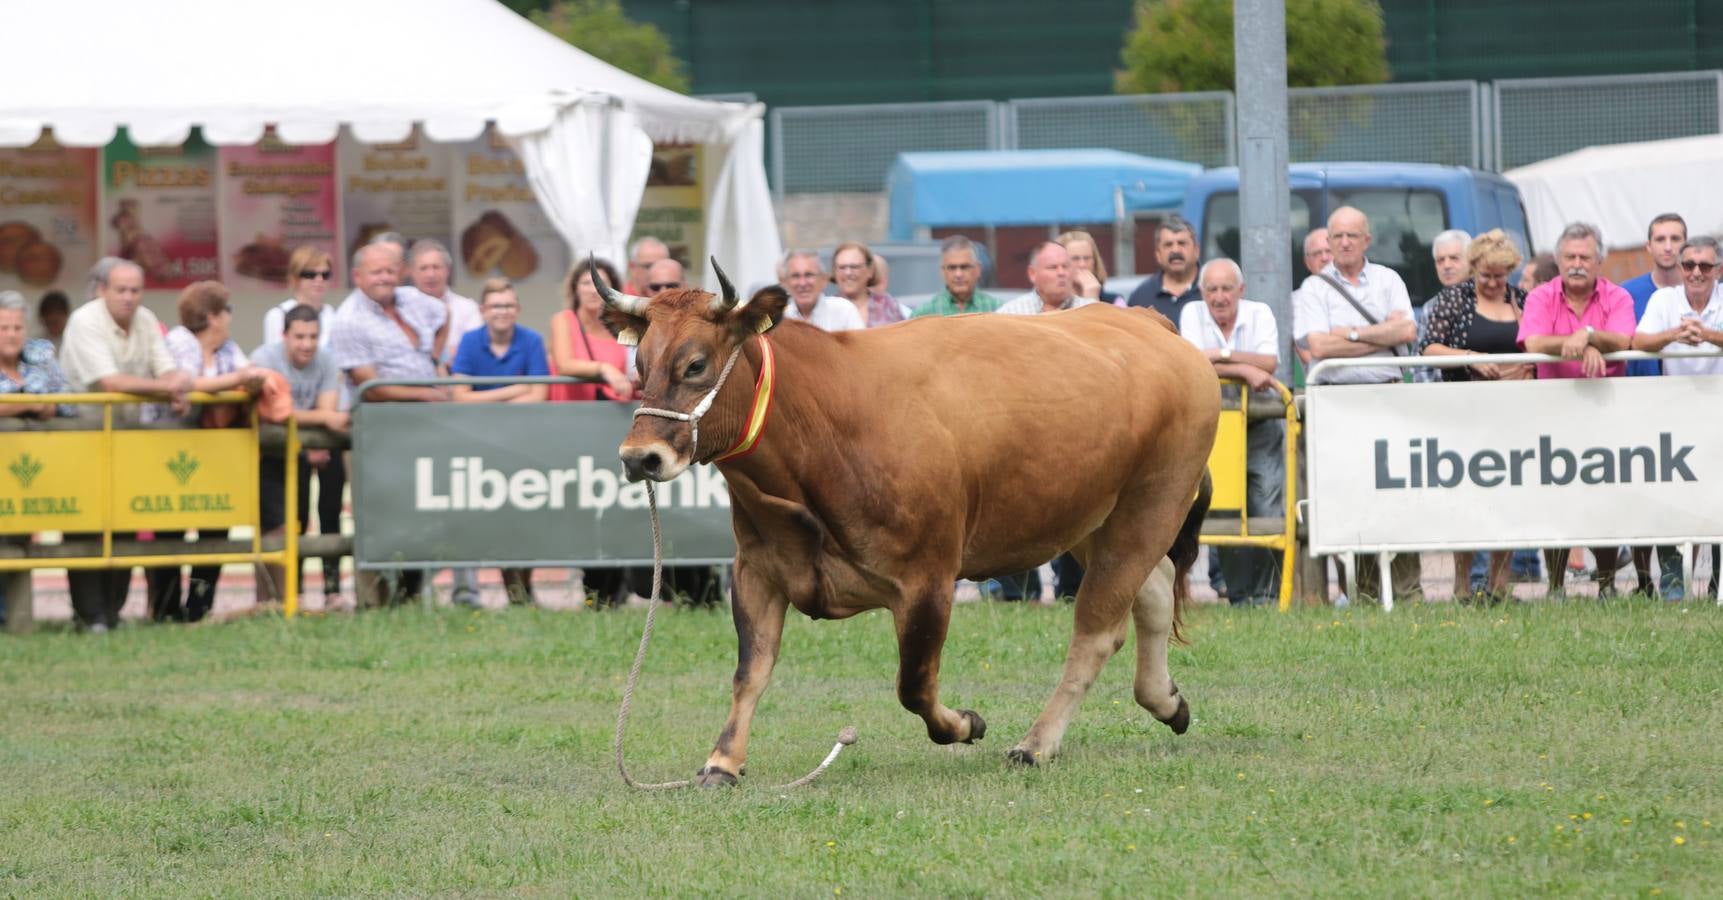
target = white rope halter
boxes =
[630,341,749,463]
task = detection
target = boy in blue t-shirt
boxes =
[450,278,550,403]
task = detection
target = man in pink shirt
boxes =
[1517,222,1636,379]
[1516,221,1637,596]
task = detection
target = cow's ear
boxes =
[600,307,649,347]
[729,285,788,336]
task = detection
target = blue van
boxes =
[1179,163,1534,305]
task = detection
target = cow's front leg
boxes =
[893,585,984,745]
[698,561,787,787]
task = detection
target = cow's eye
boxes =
[684,359,707,379]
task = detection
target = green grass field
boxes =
[3,598,1720,896]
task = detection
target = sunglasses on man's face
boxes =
[300,269,334,280]
[1680,260,1717,274]
[647,281,683,292]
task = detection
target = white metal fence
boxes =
[768,70,1723,197]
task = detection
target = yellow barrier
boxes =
[1199,379,1301,611]
[0,392,301,617]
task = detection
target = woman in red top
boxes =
[548,258,638,403]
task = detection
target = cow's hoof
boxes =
[959,709,987,743]
[1162,695,1191,735]
[1005,746,1040,767]
[695,766,739,788]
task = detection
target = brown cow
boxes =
[602,265,1218,784]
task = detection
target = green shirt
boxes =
[911,289,1002,318]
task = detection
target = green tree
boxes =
[1116,0,1390,94]
[531,0,690,94]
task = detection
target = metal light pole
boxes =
[1234,0,1292,384]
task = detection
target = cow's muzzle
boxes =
[620,440,685,482]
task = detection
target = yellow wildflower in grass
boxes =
[1126,844,1137,852]
[1673,820,1685,830]
[1673,836,1687,846]
[1621,818,1633,826]
[1581,812,1592,820]
[1237,772,1246,780]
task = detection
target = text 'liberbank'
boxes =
[1374,434,1697,489]
[413,457,729,511]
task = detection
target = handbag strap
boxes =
[1316,272,1407,357]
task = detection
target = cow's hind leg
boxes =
[1131,558,1189,732]
[697,559,788,786]
[1006,556,1142,766]
[893,579,984,745]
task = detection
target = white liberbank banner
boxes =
[1307,374,1723,554]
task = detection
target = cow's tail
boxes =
[1167,470,1212,646]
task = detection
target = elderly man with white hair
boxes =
[778,250,863,331]
[1180,258,1285,606]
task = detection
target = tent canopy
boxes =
[1506,134,1723,250]
[886,149,1201,240]
[0,0,733,148]
[0,0,781,290]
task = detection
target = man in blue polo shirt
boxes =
[449,277,549,605]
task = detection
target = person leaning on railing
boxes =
[1631,234,1723,600]
[1419,230,1533,603]
[151,280,268,623]
[1179,259,1286,607]
[251,303,351,611]
[0,290,76,629]
[0,290,75,420]
[1517,222,1637,599]
[55,258,194,632]
[548,257,638,402]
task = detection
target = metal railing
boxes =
[1304,350,1723,612]
[1198,379,1301,611]
[0,392,303,627]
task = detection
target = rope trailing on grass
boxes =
[613,481,857,791]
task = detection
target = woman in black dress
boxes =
[1420,229,1532,603]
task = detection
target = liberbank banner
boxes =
[353,403,735,568]
[1307,375,1723,555]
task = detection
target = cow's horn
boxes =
[708,257,742,313]
[592,253,651,315]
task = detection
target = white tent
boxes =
[0,0,780,291]
[1506,134,1723,251]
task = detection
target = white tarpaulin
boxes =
[1506,135,1723,251]
[0,0,780,289]
[1307,376,1723,555]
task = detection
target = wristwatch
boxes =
[1219,346,1233,361]
[1347,329,1361,342]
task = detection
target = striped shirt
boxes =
[996,292,1097,316]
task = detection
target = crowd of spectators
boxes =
[5,204,1722,631]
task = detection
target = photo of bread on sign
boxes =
[461,210,537,279]
[0,221,65,286]
[234,234,291,283]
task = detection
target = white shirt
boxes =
[57,299,181,423]
[1638,283,1723,376]
[415,286,482,363]
[1293,261,1413,385]
[1179,299,1280,360]
[996,292,1097,316]
[784,295,864,332]
[262,297,338,347]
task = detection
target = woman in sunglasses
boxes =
[262,246,339,347]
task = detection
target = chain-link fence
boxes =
[1494,71,1723,171]
[1289,81,1481,167]
[769,100,999,202]
[767,71,1723,197]
[1007,92,1235,169]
